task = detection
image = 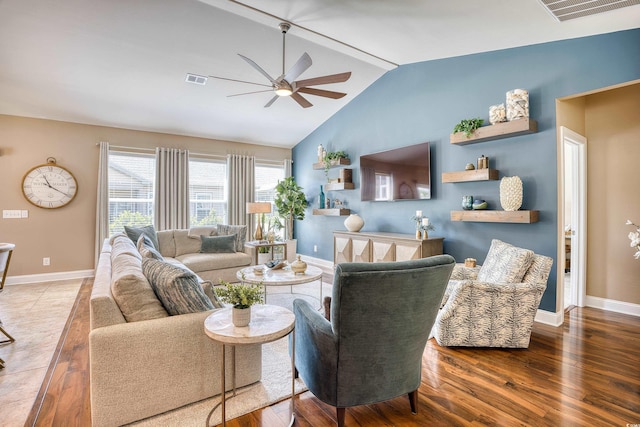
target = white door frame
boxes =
[559,126,587,311]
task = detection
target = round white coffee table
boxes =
[204,304,296,427]
[237,265,324,309]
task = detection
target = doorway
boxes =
[560,126,586,310]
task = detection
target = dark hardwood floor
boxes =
[28,279,640,426]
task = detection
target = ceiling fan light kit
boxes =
[207,22,351,108]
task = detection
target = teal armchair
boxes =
[293,255,455,426]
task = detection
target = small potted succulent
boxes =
[215,280,264,327]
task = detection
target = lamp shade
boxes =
[246,202,272,214]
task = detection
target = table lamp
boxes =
[246,202,272,240]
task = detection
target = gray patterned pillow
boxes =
[137,235,164,260]
[142,258,214,315]
[477,239,534,284]
[216,224,247,252]
[125,225,159,250]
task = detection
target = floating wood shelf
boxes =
[450,118,538,145]
[313,208,351,216]
[450,210,539,223]
[324,182,355,191]
[312,158,351,169]
[442,169,499,183]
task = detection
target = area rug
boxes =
[128,336,308,426]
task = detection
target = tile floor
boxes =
[0,279,82,427]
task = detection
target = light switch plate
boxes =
[3,210,22,219]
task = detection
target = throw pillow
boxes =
[216,224,247,252]
[201,280,225,309]
[188,226,218,239]
[137,234,164,261]
[125,225,159,251]
[477,239,534,284]
[200,234,237,254]
[142,258,215,315]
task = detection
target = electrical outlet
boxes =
[43,257,50,266]
[313,245,318,253]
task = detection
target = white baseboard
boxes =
[5,269,94,286]
[585,295,640,317]
[535,309,564,327]
[299,255,334,277]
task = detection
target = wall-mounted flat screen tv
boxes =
[360,142,431,201]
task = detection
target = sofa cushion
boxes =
[142,258,215,315]
[157,229,177,258]
[200,234,236,254]
[201,281,225,308]
[137,235,164,260]
[125,225,159,251]
[110,235,168,322]
[173,229,205,257]
[217,224,247,252]
[477,239,534,284]
[176,252,252,272]
[188,226,218,239]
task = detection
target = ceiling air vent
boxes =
[185,73,208,85]
[538,0,640,21]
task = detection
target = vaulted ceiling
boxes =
[1,0,638,147]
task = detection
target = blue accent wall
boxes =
[292,29,640,312]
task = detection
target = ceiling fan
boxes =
[208,22,351,108]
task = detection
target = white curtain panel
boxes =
[154,147,190,230]
[227,155,255,238]
[284,158,292,178]
[95,141,110,266]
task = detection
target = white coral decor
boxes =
[626,220,640,259]
[500,176,523,211]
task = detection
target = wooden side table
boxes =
[244,241,287,265]
[204,305,296,427]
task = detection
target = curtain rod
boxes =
[97,143,286,164]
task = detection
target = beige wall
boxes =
[585,84,640,304]
[0,115,290,277]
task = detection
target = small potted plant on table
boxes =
[215,281,264,327]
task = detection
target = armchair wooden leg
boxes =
[408,389,418,414]
[336,407,346,427]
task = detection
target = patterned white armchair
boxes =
[432,239,552,348]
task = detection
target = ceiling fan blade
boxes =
[296,87,346,99]
[283,52,312,83]
[227,89,274,98]
[291,92,312,108]
[294,72,352,88]
[264,95,279,108]
[238,54,277,84]
[208,75,272,88]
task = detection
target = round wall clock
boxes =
[22,158,78,209]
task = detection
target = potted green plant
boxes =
[323,150,349,180]
[215,280,264,326]
[274,177,308,262]
[453,118,484,138]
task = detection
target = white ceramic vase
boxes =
[500,176,523,211]
[232,307,251,327]
[344,214,364,232]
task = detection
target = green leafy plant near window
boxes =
[215,280,264,309]
[274,177,308,240]
[323,150,349,177]
[453,118,484,137]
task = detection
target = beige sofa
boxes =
[89,229,261,427]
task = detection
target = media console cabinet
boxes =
[334,231,444,264]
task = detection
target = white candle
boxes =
[422,218,429,226]
[416,210,422,217]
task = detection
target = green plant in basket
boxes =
[453,118,484,137]
[215,280,264,309]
